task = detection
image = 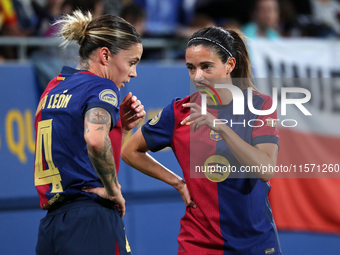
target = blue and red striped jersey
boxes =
[34,66,121,210]
[142,91,282,255]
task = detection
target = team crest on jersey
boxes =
[149,110,162,125]
[99,89,118,107]
[210,130,222,141]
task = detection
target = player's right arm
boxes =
[121,128,196,208]
[84,107,126,217]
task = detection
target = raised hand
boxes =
[120,92,146,133]
[181,103,222,132]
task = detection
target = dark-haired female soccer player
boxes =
[121,27,282,254]
[34,10,144,255]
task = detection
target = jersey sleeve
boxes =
[141,98,178,152]
[251,95,279,146]
[82,79,120,129]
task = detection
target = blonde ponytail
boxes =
[55,10,93,46]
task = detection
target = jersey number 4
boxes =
[34,119,63,193]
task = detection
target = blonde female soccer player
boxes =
[34,10,145,255]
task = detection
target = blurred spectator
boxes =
[310,0,340,35]
[176,13,215,39]
[279,0,337,37]
[30,0,72,90]
[102,0,132,16]
[120,3,146,36]
[182,0,196,25]
[290,14,337,37]
[0,0,19,36]
[279,0,298,36]
[131,0,196,60]
[221,18,242,31]
[242,0,281,39]
[31,0,65,36]
[290,0,312,15]
[174,13,215,60]
[12,0,35,30]
[32,0,104,37]
[63,0,104,18]
[30,0,105,91]
[0,0,30,59]
[195,0,251,25]
[133,0,195,38]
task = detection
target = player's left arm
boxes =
[84,107,126,217]
[219,133,278,182]
[119,92,146,144]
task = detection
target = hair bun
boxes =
[58,10,93,46]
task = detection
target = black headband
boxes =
[187,37,233,57]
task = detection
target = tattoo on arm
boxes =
[85,108,116,193]
[86,108,111,125]
[88,141,117,189]
[88,134,117,194]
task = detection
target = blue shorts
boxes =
[36,197,132,255]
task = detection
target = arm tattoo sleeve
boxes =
[86,108,110,125]
[85,107,117,193]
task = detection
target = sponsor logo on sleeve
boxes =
[264,248,276,254]
[149,110,162,125]
[99,89,118,107]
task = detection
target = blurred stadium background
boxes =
[1,0,340,254]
